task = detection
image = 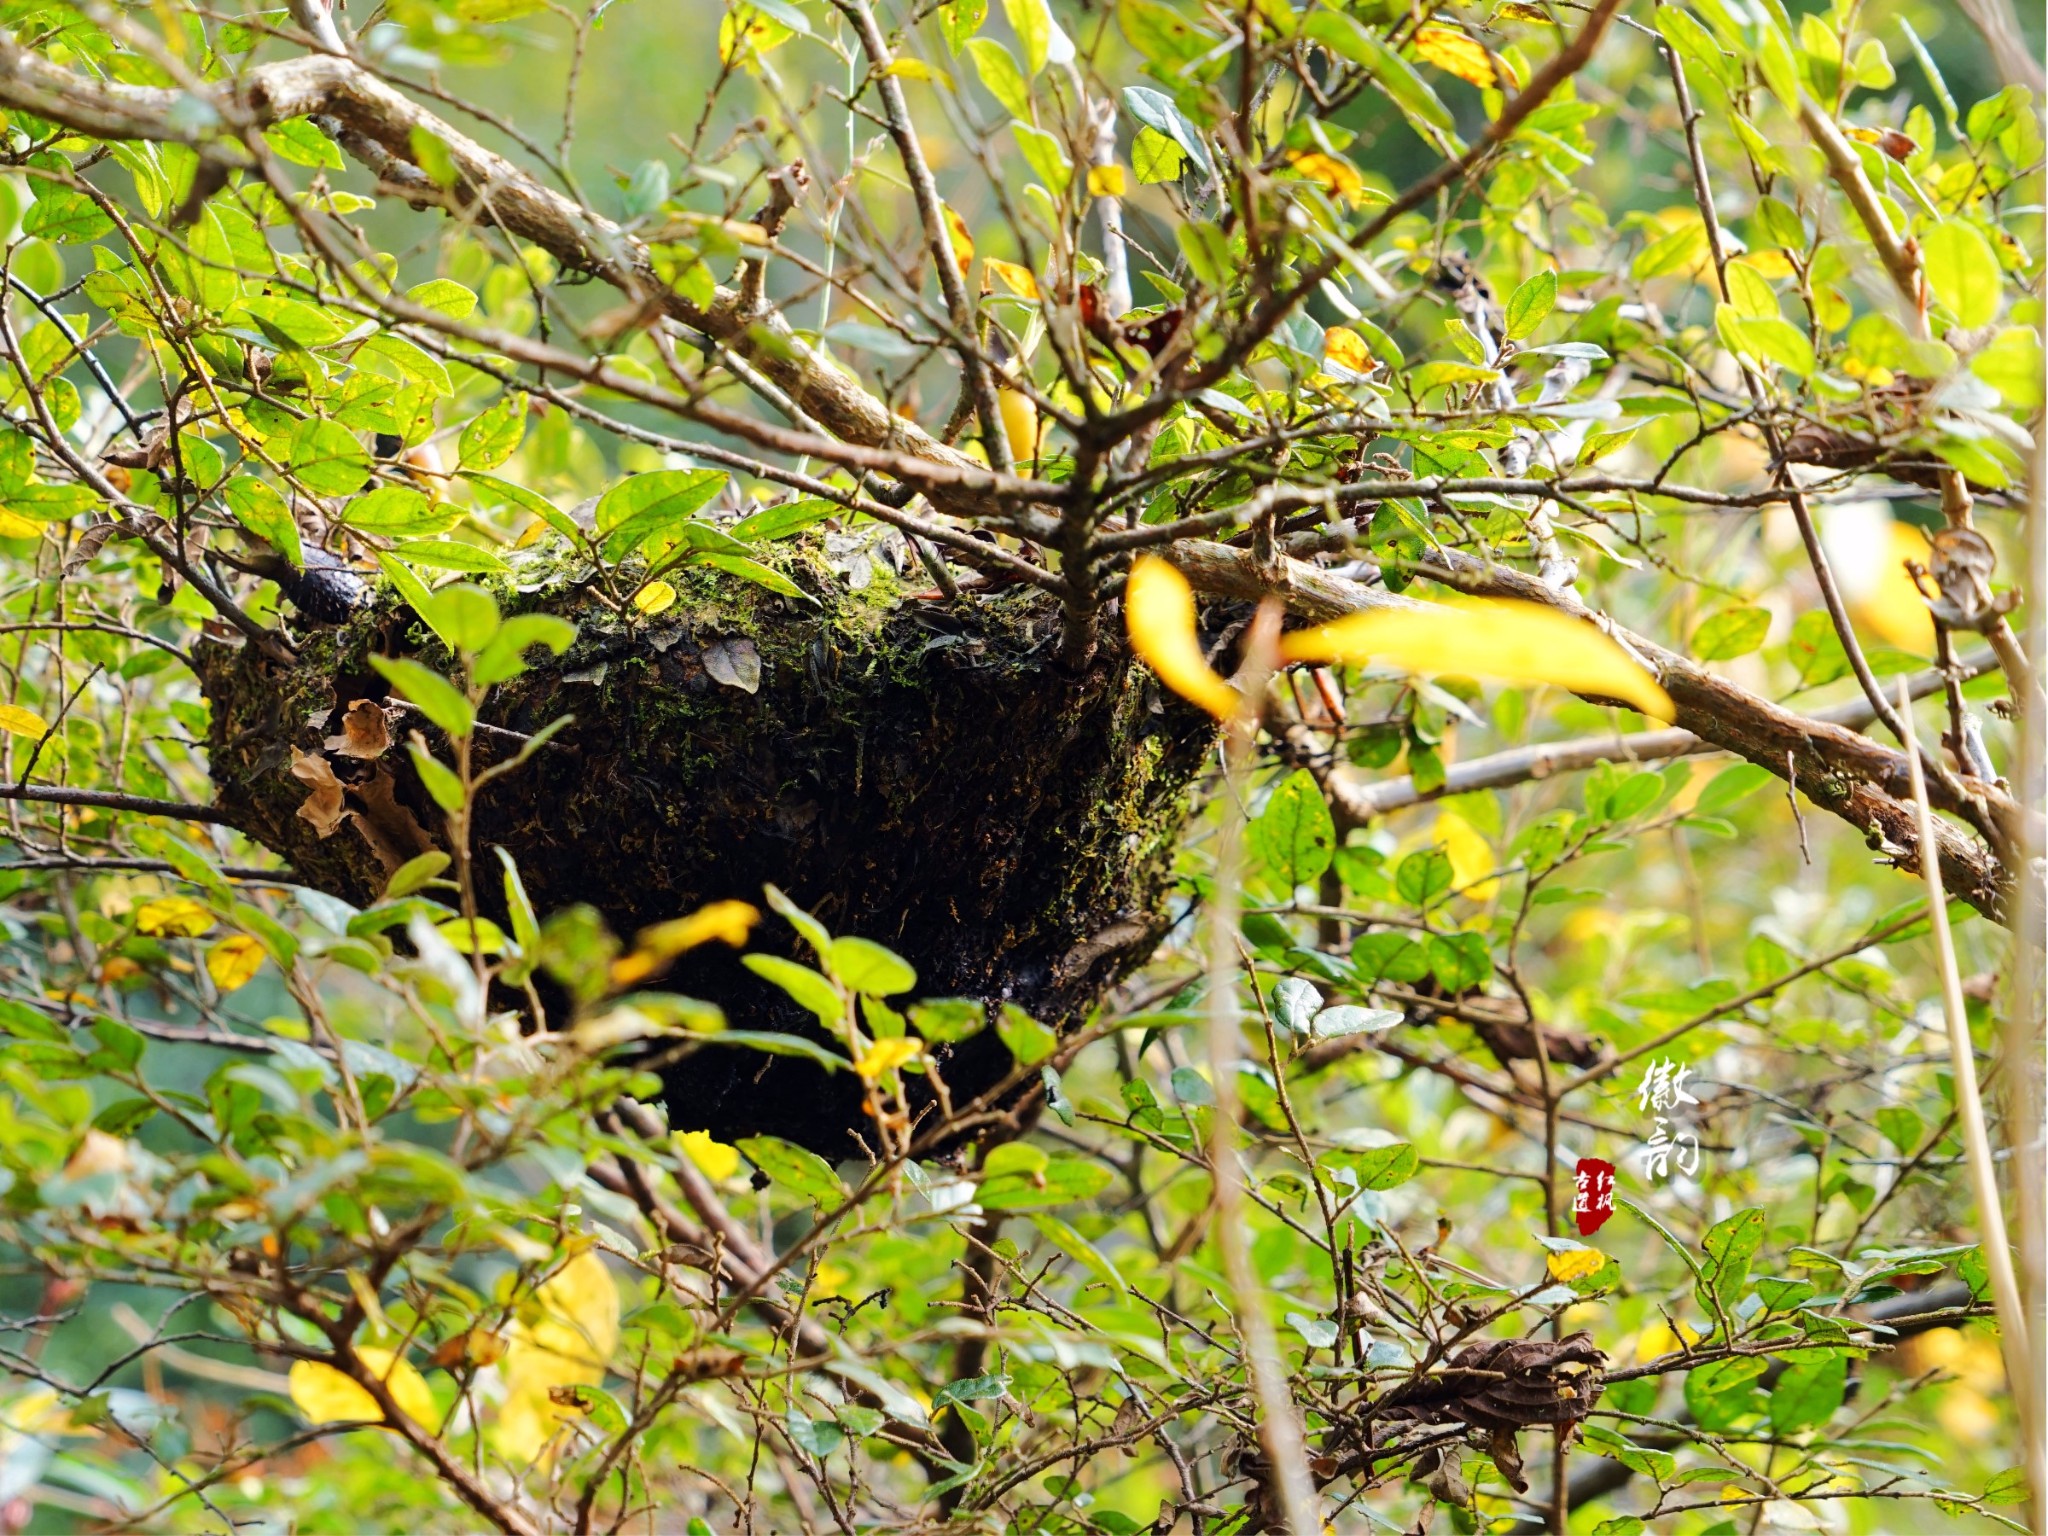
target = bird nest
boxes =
[195,544,1212,1153]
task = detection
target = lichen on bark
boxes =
[196,547,1214,1152]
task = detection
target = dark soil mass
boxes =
[197,549,1212,1153]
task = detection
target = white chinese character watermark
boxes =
[1632,1056,1702,1181]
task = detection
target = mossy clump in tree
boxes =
[196,549,1213,1153]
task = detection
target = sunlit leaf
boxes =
[1276,598,1675,720]
[205,934,265,991]
[0,703,46,738]
[289,1348,436,1430]
[1412,25,1495,86]
[1123,556,1239,720]
[135,896,214,938]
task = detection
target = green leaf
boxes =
[1758,24,1802,109]
[1985,1467,2031,1505]
[1692,762,1774,815]
[1131,127,1184,183]
[1121,86,1215,175]
[743,953,843,1027]
[1349,1141,1419,1190]
[1395,846,1453,907]
[909,998,985,1043]
[963,38,1032,118]
[241,294,347,347]
[595,469,728,560]
[24,188,114,243]
[1922,221,2001,330]
[1247,769,1335,888]
[1769,1349,1847,1432]
[1300,13,1455,144]
[1000,0,1062,75]
[1027,1213,1127,1294]
[732,497,839,541]
[1685,1355,1766,1431]
[1503,271,1556,342]
[391,539,511,575]
[385,850,451,898]
[979,1154,1114,1209]
[996,1003,1057,1066]
[464,471,584,543]
[1011,123,1071,194]
[370,656,476,738]
[693,551,815,603]
[406,279,478,320]
[737,1134,847,1206]
[1972,327,2044,410]
[787,1407,845,1457]
[1632,222,1709,281]
[937,0,985,52]
[344,484,460,537]
[764,884,833,956]
[424,583,500,653]
[459,391,527,471]
[1693,605,1771,660]
[287,418,370,497]
[221,476,302,568]
[827,936,917,997]
[375,552,462,651]
[1695,1207,1765,1317]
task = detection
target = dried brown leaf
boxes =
[290,748,347,837]
[326,698,394,759]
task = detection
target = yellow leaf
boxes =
[1124,556,1241,721]
[288,1348,436,1429]
[1323,326,1375,375]
[717,6,792,66]
[493,1251,619,1463]
[855,1036,923,1080]
[1493,1,1555,20]
[1413,25,1496,87]
[998,386,1039,465]
[0,509,42,539]
[943,205,975,275]
[677,1129,741,1181]
[1287,150,1366,206]
[491,1378,566,1465]
[633,580,677,616]
[1436,810,1499,902]
[1276,598,1675,721]
[0,703,46,738]
[1735,249,1797,280]
[1634,1319,1702,1361]
[1086,163,1129,199]
[135,896,215,938]
[206,934,266,991]
[1849,519,1934,654]
[984,258,1039,299]
[1546,1247,1606,1283]
[503,1251,620,1396]
[884,56,935,79]
[612,899,760,986]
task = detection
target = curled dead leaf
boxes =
[326,699,394,759]
[350,769,437,879]
[291,748,347,837]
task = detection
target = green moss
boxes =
[197,556,1214,1151]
